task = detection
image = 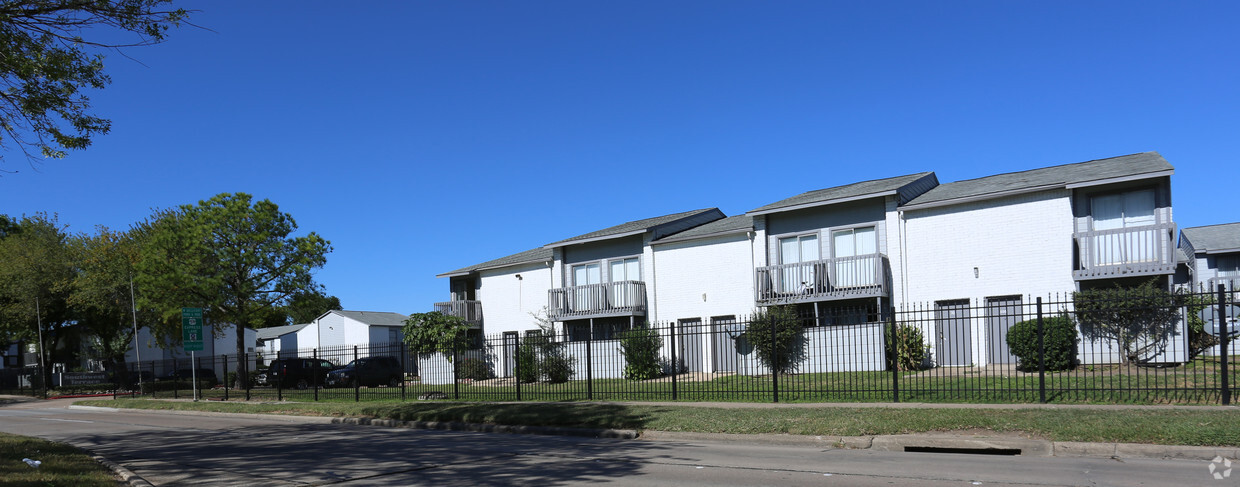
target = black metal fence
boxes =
[2,285,1235,405]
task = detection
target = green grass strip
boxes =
[0,432,118,487]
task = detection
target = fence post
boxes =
[400,345,406,402]
[223,354,229,401]
[586,326,593,401]
[771,313,779,404]
[889,309,899,403]
[513,334,522,401]
[1220,284,1231,406]
[1037,297,1046,404]
[313,349,320,402]
[243,353,251,401]
[670,321,678,401]
[172,357,179,400]
[452,337,460,400]
[354,345,360,402]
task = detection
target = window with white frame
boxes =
[1091,189,1157,265]
[832,226,877,287]
[779,234,819,293]
[571,263,601,311]
[608,257,641,307]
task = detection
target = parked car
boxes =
[157,368,218,387]
[266,358,339,389]
[325,356,403,388]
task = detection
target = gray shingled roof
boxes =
[255,323,309,341]
[1182,223,1240,254]
[654,215,754,243]
[748,172,935,214]
[437,246,553,277]
[329,310,408,326]
[543,208,723,248]
[904,152,1173,208]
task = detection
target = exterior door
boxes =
[832,226,877,287]
[779,234,818,294]
[1091,189,1156,264]
[609,257,640,307]
[986,296,1022,365]
[678,319,704,373]
[572,263,601,311]
[502,332,518,378]
[711,316,740,373]
[934,300,972,366]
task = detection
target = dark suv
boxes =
[325,356,403,388]
[265,358,338,389]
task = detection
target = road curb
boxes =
[92,453,153,487]
[331,416,638,439]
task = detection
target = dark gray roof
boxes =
[544,208,724,248]
[1182,223,1240,254]
[748,172,936,214]
[904,152,1173,209]
[328,310,408,326]
[654,215,754,243]
[255,323,308,341]
[437,246,554,278]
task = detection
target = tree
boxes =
[136,193,331,388]
[402,311,471,359]
[1074,280,1183,365]
[0,213,76,384]
[283,288,342,325]
[68,226,147,386]
[746,305,806,375]
[0,0,189,169]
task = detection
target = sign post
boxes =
[182,308,204,401]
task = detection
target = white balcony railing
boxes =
[547,281,646,321]
[433,300,483,325]
[1074,223,1177,280]
[755,253,887,305]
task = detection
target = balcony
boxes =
[1073,223,1177,280]
[755,253,888,305]
[433,300,483,326]
[547,281,646,321]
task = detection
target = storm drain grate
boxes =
[903,446,1022,456]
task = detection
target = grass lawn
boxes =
[0,432,118,487]
[76,397,1240,447]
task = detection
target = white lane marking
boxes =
[39,418,95,423]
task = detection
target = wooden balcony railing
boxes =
[547,281,646,321]
[755,253,888,305]
[1073,223,1177,280]
[433,300,483,325]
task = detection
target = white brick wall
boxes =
[478,262,553,336]
[900,189,1077,366]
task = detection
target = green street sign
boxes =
[182,307,204,352]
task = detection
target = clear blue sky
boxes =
[2,1,1236,315]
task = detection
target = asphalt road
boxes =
[0,397,1233,486]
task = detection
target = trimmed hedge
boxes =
[1006,314,1079,372]
[457,358,494,381]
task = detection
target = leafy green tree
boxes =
[402,311,471,359]
[283,288,343,325]
[136,193,331,387]
[0,213,76,383]
[0,0,188,168]
[68,226,148,385]
[746,305,806,375]
[1074,279,1183,365]
[618,323,663,380]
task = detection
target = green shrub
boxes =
[1074,279,1183,365]
[457,358,493,381]
[886,323,927,371]
[746,305,806,375]
[1007,314,1078,372]
[541,349,574,383]
[515,332,576,383]
[619,324,663,380]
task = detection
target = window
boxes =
[1091,189,1157,265]
[609,257,641,307]
[779,234,819,293]
[572,263,602,310]
[832,226,877,287]
[1218,255,1240,276]
[572,263,601,286]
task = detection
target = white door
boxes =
[609,258,640,307]
[833,226,876,287]
[779,234,818,294]
[573,263,601,311]
[1092,190,1155,265]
